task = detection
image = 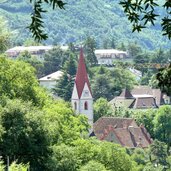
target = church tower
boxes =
[71,48,93,129]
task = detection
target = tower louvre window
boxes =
[74,102,77,110]
[84,101,88,110]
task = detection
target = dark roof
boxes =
[110,86,159,109]
[132,97,158,109]
[93,117,152,148]
[119,88,134,99]
[131,86,163,106]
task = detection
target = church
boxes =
[71,48,152,148]
[71,48,93,129]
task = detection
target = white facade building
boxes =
[95,49,129,65]
[71,49,93,130]
[39,71,63,90]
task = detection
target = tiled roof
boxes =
[75,48,92,98]
[93,117,138,139]
[93,117,152,148]
[131,86,163,106]
[132,97,158,109]
[110,87,159,109]
[119,88,134,99]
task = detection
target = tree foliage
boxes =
[120,0,171,39]
[49,139,138,171]
[0,56,49,106]
[53,53,77,101]
[153,105,171,149]
[94,98,113,122]
[0,16,11,53]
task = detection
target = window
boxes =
[84,101,88,110]
[74,102,77,110]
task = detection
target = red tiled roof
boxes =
[93,117,138,139]
[75,48,92,99]
[93,117,152,148]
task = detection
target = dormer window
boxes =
[84,101,88,110]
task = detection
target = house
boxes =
[71,48,93,130]
[131,86,170,106]
[95,49,129,65]
[6,45,68,60]
[39,71,63,90]
[110,88,158,109]
[6,46,53,60]
[92,117,152,148]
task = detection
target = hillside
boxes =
[0,0,171,50]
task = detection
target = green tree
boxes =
[156,64,171,96]
[48,144,79,171]
[43,46,68,75]
[143,163,163,171]
[151,48,167,64]
[149,140,168,167]
[53,72,73,101]
[94,98,113,122]
[153,105,171,149]
[0,160,5,171]
[0,16,11,53]
[84,37,97,66]
[110,67,137,96]
[110,37,116,49]
[0,56,49,106]
[132,109,156,138]
[120,0,171,39]
[128,42,142,59]
[49,138,138,171]
[118,42,126,51]
[9,162,29,171]
[79,160,108,171]
[63,53,77,76]
[18,51,44,78]
[92,75,112,100]
[42,100,89,145]
[53,53,77,101]
[0,99,48,170]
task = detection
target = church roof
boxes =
[75,48,92,98]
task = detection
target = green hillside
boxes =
[0,0,171,49]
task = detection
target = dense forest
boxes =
[0,0,171,49]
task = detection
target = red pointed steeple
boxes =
[75,48,92,99]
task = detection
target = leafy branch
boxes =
[29,0,66,41]
[119,0,159,35]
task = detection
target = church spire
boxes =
[71,48,94,131]
[75,48,92,99]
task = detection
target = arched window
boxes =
[84,101,88,110]
[74,102,77,110]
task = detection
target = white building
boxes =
[6,45,68,60]
[95,49,129,65]
[39,71,63,90]
[71,48,93,130]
